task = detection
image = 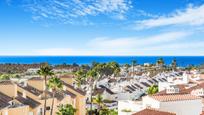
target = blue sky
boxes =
[0,0,204,56]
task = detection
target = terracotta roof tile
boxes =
[150,94,201,102]
[132,108,176,115]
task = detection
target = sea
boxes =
[0,56,204,67]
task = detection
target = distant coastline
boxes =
[0,56,204,67]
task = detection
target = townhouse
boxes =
[0,75,86,115]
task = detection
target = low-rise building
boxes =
[143,94,202,115]
[0,76,86,115]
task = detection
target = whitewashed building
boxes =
[142,94,202,115]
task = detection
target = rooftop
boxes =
[60,75,74,78]
[62,81,86,96]
[17,84,43,96]
[0,80,14,85]
[150,94,201,102]
[132,108,176,115]
[28,77,43,81]
[15,95,41,109]
[0,92,12,109]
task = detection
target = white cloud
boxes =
[88,31,190,49]
[135,4,204,29]
[11,0,132,24]
[0,30,203,56]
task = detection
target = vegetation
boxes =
[0,74,21,80]
[93,94,104,112]
[91,94,117,115]
[56,104,76,115]
[147,85,158,95]
[121,109,132,112]
[171,59,177,71]
[74,69,87,88]
[48,77,63,115]
[86,68,99,115]
[185,65,198,71]
[131,60,137,76]
[99,109,118,115]
[157,58,164,66]
[37,64,54,115]
[0,63,80,74]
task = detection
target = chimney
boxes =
[23,81,27,87]
[22,91,26,98]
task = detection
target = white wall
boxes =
[160,100,202,115]
[142,96,203,115]
[118,100,143,115]
[142,96,160,108]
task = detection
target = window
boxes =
[46,106,51,110]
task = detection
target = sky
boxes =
[0,0,204,56]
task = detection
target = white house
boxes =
[142,94,203,115]
[118,100,143,115]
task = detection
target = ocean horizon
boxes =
[0,56,203,67]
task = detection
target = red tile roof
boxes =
[150,94,201,102]
[132,108,176,115]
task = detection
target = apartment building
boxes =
[0,76,86,115]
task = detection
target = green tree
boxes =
[86,69,99,115]
[48,77,63,115]
[93,94,104,112]
[131,60,137,77]
[74,69,87,88]
[171,59,177,71]
[37,64,54,115]
[124,64,130,73]
[56,104,76,115]
[0,74,10,80]
[147,85,158,95]
[100,109,118,115]
[108,62,120,77]
[157,58,164,66]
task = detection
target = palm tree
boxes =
[37,64,54,115]
[48,77,63,115]
[111,62,121,78]
[157,58,164,66]
[74,69,86,88]
[131,60,137,77]
[93,94,104,113]
[56,104,76,115]
[86,69,98,115]
[171,59,177,71]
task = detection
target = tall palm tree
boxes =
[37,64,54,115]
[48,77,63,115]
[131,60,137,77]
[157,58,164,66]
[171,59,177,71]
[93,94,104,113]
[74,69,86,88]
[86,69,98,115]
